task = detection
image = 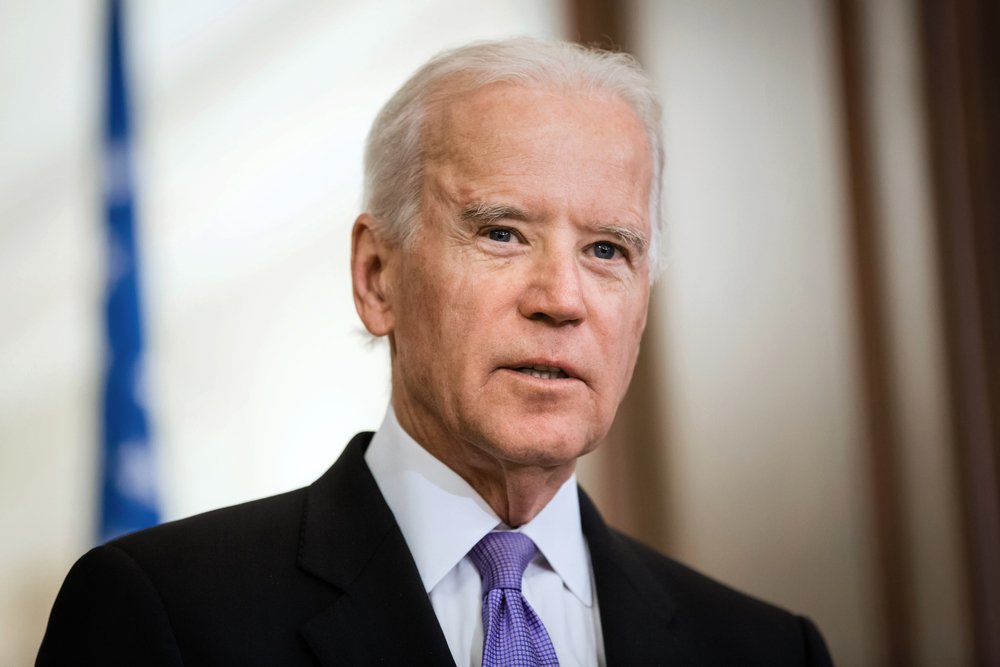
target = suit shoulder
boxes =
[117,487,304,546]
[612,530,833,666]
[616,531,784,614]
[38,543,185,665]
[107,487,308,578]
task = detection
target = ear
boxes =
[351,213,396,337]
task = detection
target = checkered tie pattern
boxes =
[469,531,560,667]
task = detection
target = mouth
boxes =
[509,364,571,380]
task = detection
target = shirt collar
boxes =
[364,405,593,606]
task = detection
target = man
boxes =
[38,39,833,666]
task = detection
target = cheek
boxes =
[392,269,443,378]
[395,262,476,377]
[605,300,649,392]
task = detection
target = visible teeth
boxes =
[515,365,568,379]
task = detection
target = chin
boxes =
[476,420,602,469]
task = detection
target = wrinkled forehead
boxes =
[415,81,654,251]
[420,80,650,169]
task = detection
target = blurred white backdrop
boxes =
[0,1,564,662]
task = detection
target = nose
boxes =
[517,251,587,325]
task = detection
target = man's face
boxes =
[383,83,652,475]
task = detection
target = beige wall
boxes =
[584,0,970,664]
[627,2,880,664]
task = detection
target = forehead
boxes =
[426,82,645,157]
[422,83,652,221]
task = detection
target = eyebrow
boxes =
[460,201,528,224]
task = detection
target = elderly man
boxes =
[39,39,832,666]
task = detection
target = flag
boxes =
[99,0,159,542]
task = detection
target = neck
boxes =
[458,459,576,527]
[391,401,576,527]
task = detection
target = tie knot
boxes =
[469,531,537,592]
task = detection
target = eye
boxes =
[488,228,513,242]
[592,241,618,260]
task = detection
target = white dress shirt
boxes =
[364,407,605,667]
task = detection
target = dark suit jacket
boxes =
[37,432,833,666]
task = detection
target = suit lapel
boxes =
[294,437,687,665]
[298,433,455,667]
[579,490,686,665]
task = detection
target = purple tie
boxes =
[469,532,560,667]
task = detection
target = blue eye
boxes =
[488,229,513,242]
[593,242,617,259]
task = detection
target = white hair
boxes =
[363,37,664,281]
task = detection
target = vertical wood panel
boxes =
[566,0,630,50]
[917,0,1000,662]
[831,0,914,663]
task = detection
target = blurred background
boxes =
[1,0,997,665]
